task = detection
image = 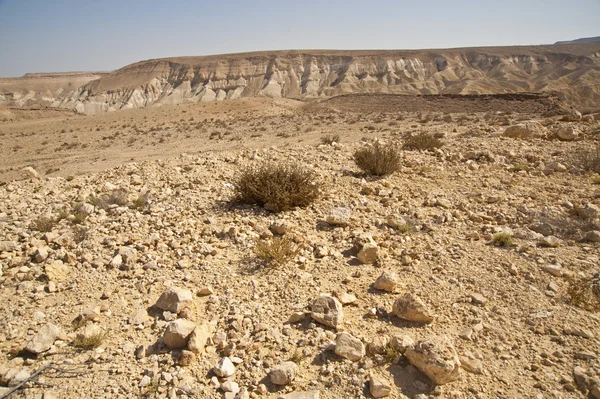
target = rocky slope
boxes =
[2,43,600,114]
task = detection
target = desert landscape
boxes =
[1,41,600,399]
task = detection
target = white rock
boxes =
[326,207,351,226]
[369,374,392,398]
[155,287,193,313]
[214,357,236,378]
[334,332,365,361]
[269,361,298,385]
[26,323,61,354]
[404,335,461,385]
[357,242,378,264]
[373,271,398,292]
[392,293,434,324]
[311,295,343,328]
[163,319,196,349]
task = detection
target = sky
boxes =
[0,0,599,78]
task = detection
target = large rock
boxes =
[45,261,70,282]
[334,332,365,361]
[277,391,320,399]
[576,203,600,219]
[583,230,600,243]
[373,271,398,292]
[0,241,17,253]
[163,319,196,349]
[187,320,215,353]
[556,126,578,141]
[326,207,351,226]
[404,335,461,385]
[311,295,343,328]
[269,361,298,385]
[155,287,193,313]
[392,293,434,324]
[503,122,546,139]
[357,243,379,264]
[369,374,392,398]
[214,357,235,378]
[26,323,61,354]
[129,308,150,325]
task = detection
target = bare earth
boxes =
[0,93,600,399]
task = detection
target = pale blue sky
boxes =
[0,0,598,77]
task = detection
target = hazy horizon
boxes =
[1,0,599,78]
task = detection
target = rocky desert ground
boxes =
[1,90,600,399]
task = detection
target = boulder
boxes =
[214,357,235,378]
[163,319,196,349]
[392,293,434,323]
[556,126,578,141]
[26,323,61,354]
[326,207,351,226]
[404,335,461,385]
[503,122,546,139]
[0,241,17,253]
[269,361,298,385]
[155,287,193,313]
[334,332,365,361]
[369,374,392,398]
[373,271,398,292]
[311,295,343,328]
[45,261,70,282]
[187,320,215,353]
[357,243,379,264]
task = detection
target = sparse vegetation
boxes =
[235,161,320,212]
[73,330,106,349]
[491,232,514,247]
[320,134,340,145]
[567,275,600,311]
[572,146,600,173]
[32,216,56,232]
[383,344,402,364]
[353,141,402,176]
[73,226,89,243]
[254,236,298,265]
[402,132,444,151]
[132,191,150,210]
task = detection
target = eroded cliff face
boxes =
[2,44,600,114]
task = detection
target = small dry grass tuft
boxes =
[235,161,320,212]
[32,216,56,232]
[320,134,340,145]
[572,146,600,173]
[567,275,600,311]
[491,232,514,247]
[402,132,444,151]
[132,191,150,210]
[73,226,89,243]
[254,236,298,266]
[73,330,106,349]
[383,344,402,364]
[353,141,402,176]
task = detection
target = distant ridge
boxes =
[555,36,600,45]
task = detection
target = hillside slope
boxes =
[1,43,600,114]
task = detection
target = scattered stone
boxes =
[334,332,365,361]
[576,203,600,219]
[470,293,487,305]
[270,220,294,235]
[197,286,214,296]
[269,361,298,385]
[583,230,600,243]
[373,271,399,292]
[221,380,240,393]
[405,335,461,385]
[460,352,483,374]
[326,207,351,226]
[503,122,546,139]
[277,391,320,399]
[129,308,150,325]
[337,292,357,305]
[539,236,561,248]
[287,312,306,323]
[357,243,379,264]
[392,293,434,324]
[390,334,415,354]
[556,126,578,141]
[8,369,31,387]
[187,320,215,353]
[214,357,236,378]
[163,319,196,349]
[0,241,17,253]
[311,295,343,328]
[369,374,392,398]
[26,323,61,354]
[542,264,563,277]
[155,287,193,313]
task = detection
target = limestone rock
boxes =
[155,287,193,313]
[576,203,600,219]
[277,391,320,399]
[269,361,298,385]
[334,332,365,361]
[187,320,215,354]
[503,123,546,139]
[556,126,578,141]
[311,295,343,328]
[584,230,600,243]
[405,335,461,385]
[389,334,415,354]
[538,236,561,247]
[373,271,398,292]
[270,220,294,235]
[129,308,150,325]
[163,319,196,349]
[369,374,392,398]
[21,166,39,179]
[392,293,434,324]
[45,261,70,282]
[0,241,17,253]
[214,357,236,378]
[357,242,379,264]
[326,207,351,226]
[26,323,61,354]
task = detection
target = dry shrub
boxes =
[32,216,56,232]
[491,232,514,247]
[572,146,600,173]
[567,274,600,311]
[88,189,129,210]
[73,226,89,243]
[402,132,444,151]
[235,161,320,212]
[320,134,340,145]
[254,237,298,265]
[132,191,150,210]
[353,141,402,176]
[73,330,106,349]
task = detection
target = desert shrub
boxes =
[254,236,298,265]
[132,192,150,210]
[234,161,320,212]
[320,134,340,145]
[383,344,402,364]
[353,141,402,176]
[32,216,56,232]
[402,132,444,151]
[567,274,600,311]
[491,232,514,247]
[88,189,128,210]
[73,330,106,349]
[572,147,600,173]
[73,226,88,243]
